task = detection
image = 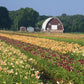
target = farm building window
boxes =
[47,28,50,30]
[51,25,57,30]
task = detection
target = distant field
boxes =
[0,30,84,84]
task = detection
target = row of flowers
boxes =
[0,40,43,84]
[0,33,84,55]
[1,30,84,40]
[0,35,84,83]
[19,32,84,40]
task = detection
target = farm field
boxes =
[0,30,84,46]
[0,40,42,84]
[0,31,84,84]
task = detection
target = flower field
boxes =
[0,31,84,84]
[0,40,42,84]
[0,33,84,54]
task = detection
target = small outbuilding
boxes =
[42,17,64,33]
[20,26,26,32]
[27,27,34,32]
[35,27,40,32]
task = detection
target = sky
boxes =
[0,0,84,16]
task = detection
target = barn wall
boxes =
[50,30,63,33]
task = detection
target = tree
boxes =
[9,7,39,31]
[58,14,84,33]
[36,20,44,28]
[79,22,84,32]
[0,6,11,30]
[19,7,39,27]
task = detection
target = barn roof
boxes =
[42,17,52,30]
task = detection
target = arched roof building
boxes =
[42,17,64,33]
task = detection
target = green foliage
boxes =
[36,20,44,28]
[58,14,84,33]
[9,7,39,31]
[0,6,11,30]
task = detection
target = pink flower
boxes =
[12,58,15,61]
[25,76,27,79]
[36,76,40,79]
[22,66,24,68]
[31,74,34,77]
[35,71,39,75]
[0,66,2,71]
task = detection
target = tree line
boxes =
[0,6,84,32]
